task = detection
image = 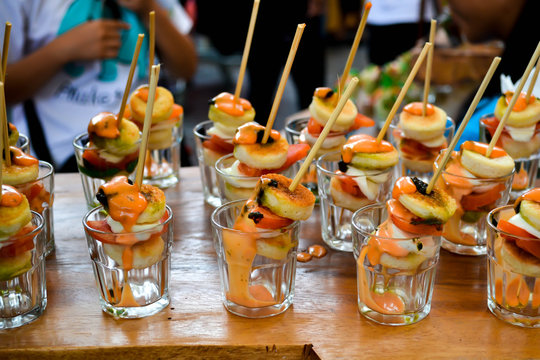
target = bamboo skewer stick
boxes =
[0,80,9,167]
[486,41,540,158]
[261,23,305,144]
[422,19,436,117]
[1,22,10,82]
[338,2,371,95]
[135,65,160,188]
[117,34,144,128]
[234,0,260,102]
[0,82,5,182]
[289,77,359,192]
[148,11,155,79]
[375,42,433,144]
[425,56,501,194]
[525,56,540,102]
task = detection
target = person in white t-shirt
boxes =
[1,0,197,171]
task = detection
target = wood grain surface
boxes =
[1,168,539,359]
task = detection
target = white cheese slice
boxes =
[345,167,380,200]
[221,160,259,188]
[98,150,125,164]
[506,124,536,142]
[508,213,540,239]
[106,216,162,240]
[207,123,235,139]
[301,128,346,149]
[419,135,445,148]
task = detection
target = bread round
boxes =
[234,137,289,170]
[258,174,315,221]
[137,184,166,224]
[103,235,165,269]
[398,105,448,141]
[501,239,540,278]
[308,96,357,132]
[329,177,371,212]
[494,95,540,127]
[129,86,174,124]
[0,194,32,238]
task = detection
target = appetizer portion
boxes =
[439,141,514,251]
[217,122,309,201]
[8,122,19,146]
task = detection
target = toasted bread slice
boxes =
[92,118,141,156]
[129,86,174,124]
[329,177,372,212]
[494,95,540,127]
[398,105,447,141]
[460,148,514,179]
[208,103,255,128]
[0,195,32,238]
[137,184,166,224]
[350,148,399,170]
[309,96,357,132]
[501,239,540,278]
[234,137,289,170]
[104,235,165,269]
[398,184,457,223]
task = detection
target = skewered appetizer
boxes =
[439,141,515,248]
[202,92,256,166]
[8,122,19,146]
[356,176,456,316]
[0,185,37,281]
[222,174,315,307]
[330,134,398,211]
[394,102,449,173]
[79,112,141,180]
[218,122,309,200]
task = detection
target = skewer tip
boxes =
[365,2,372,10]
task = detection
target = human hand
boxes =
[56,20,130,62]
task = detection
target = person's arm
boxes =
[118,0,197,80]
[5,20,129,105]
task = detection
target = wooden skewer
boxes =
[338,2,371,95]
[0,82,4,184]
[0,81,8,167]
[425,56,501,194]
[148,11,155,79]
[234,0,260,102]
[486,41,540,158]
[261,23,305,144]
[375,42,433,144]
[1,22,11,82]
[135,64,160,188]
[525,56,540,102]
[289,77,359,192]
[422,19,436,117]
[117,34,144,128]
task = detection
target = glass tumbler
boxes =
[389,116,455,183]
[193,120,234,207]
[480,114,540,200]
[83,205,173,319]
[0,211,45,329]
[352,203,441,325]
[317,151,394,252]
[211,199,300,318]
[487,205,540,328]
[16,133,30,153]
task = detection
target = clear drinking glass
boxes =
[480,114,540,200]
[211,199,300,318]
[352,203,441,325]
[389,116,455,183]
[73,133,140,209]
[16,133,30,153]
[12,161,55,257]
[193,120,234,207]
[435,151,514,256]
[316,151,394,252]
[0,211,46,329]
[143,121,183,189]
[83,205,173,319]
[486,206,540,328]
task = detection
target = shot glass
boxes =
[143,120,183,189]
[193,120,234,207]
[0,211,46,329]
[434,152,514,256]
[352,203,441,325]
[16,133,30,153]
[83,205,173,319]
[316,151,394,252]
[480,114,540,200]
[389,116,455,183]
[285,117,349,201]
[12,161,55,257]
[486,206,540,328]
[211,199,300,318]
[73,133,139,209]
[215,154,296,204]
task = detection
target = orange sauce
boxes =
[461,140,507,159]
[341,134,394,163]
[1,185,23,207]
[392,177,417,199]
[532,280,540,309]
[505,91,536,112]
[314,87,334,99]
[233,122,280,145]
[308,245,327,258]
[521,188,540,203]
[88,112,120,139]
[403,102,434,116]
[505,277,529,307]
[134,86,158,102]
[9,146,39,167]
[297,252,313,262]
[512,168,529,191]
[495,278,504,306]
[212,92,252,117]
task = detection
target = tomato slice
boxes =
[336,172,363,197]
[247,205,294,229]
[497,219,540,258]
[0,225,38,258]
[169,104,183,120]
[237,144,310,177]
[461,183,505,211]
[82,149,139,172]
[481,116,499,137]
[202,134,234,154]
[307,117,324,135]
[387,199,442,236]
[349,113,375,130]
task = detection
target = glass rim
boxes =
[193,120,216,141]
[211,199,299,234]
[0,210,44,243]
[487,205,540,241]
[284,116,350,137]
[82,204,173,236]
[316,150,395,177]
[72,131,142,151]
[433,150,515,181]
[352,202,428,240]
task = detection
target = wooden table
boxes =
[1,168,539,359]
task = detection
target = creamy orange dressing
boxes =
[88,112,120,139]
[212,92,252,117]
[134,86,158,102]
[505,91,536,112]
[403,102,434,116]
[341,134,394,163]
[1,185,23,207]
[461,141,506,158]
[308,245,327,258]
[505,277,529,307]
[297,252,313,262]
[392,177,417,199]
[9,146,38,167]
[233,122,280,145]
[521,188,540,202]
